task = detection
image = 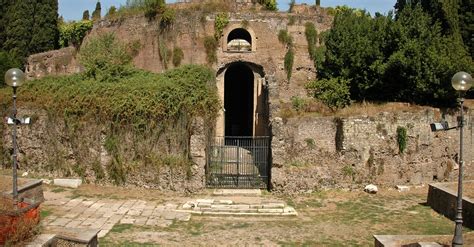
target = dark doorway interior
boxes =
[227,28,252,45]
[225,63,254,136]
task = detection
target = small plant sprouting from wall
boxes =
[214,12,229,40]
[304,22,318,61]
[160,7,176,29]
[172,47,184,67]
[284,48,294,81]
[158,37,172,69]
[397,126,407,154]
[305,138,316,149]
[278,29,295,81]
[204,35,218,64]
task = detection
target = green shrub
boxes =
[204,36,218,64]
[291,96,306,113]
[397,126,407,154]
[172,47,184,67]
[158,38,169,69]
[78,33,134,82]
[160,7,175,28]
[59,20,93,48]
[258,0,277,11]
[288,16,296,25]
[306,77,351,110]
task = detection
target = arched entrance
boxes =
[206,61,271,189]
[224,63,254,136]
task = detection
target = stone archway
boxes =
[215,61,268,137]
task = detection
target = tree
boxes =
[92,1,102,21]
[82,10,90,20]
[107,6,117,17]
[3,0,36,63]
[29,0,59,54]
[316,0,321,7]
[459,0,474,57]
[0,50,21,86]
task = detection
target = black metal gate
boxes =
[206,136,270,189]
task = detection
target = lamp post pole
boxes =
[4,68,25,209]
[453,96,464,247]
[11,86,18,207]
[450,71,473,247]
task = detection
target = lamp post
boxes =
[4,68,25,208]
[451,71,473,247]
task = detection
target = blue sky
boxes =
[59,0,397,21]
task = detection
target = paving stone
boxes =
[127,209,143,216]
[109,202,124,211]
[98,229,110,238]
[103,211,116,218]
[175,212,191,221]
[120,217,136,224]
[80,200,97,207]
[81,217,98,226]
[135,216,148,225]
[162,211,177,220]
[107,214,123,224]
[90,202,105,210]
[64,198,84,208]
[141,209,153,217]
[65,220,83,228]
[164,203,178,209]
[63,212,80,219]
[102,223,116,230]
[49,217,71,227]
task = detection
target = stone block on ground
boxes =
[53,178,82,188]
[364,184,378,194]
[397,185,410,192]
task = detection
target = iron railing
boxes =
[206,136,270,189]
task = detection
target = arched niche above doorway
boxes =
[223,24,257,53]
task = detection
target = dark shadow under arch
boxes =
[225,63,254,136]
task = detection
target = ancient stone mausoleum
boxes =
[23,1,474,192]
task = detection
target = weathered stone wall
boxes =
[26,9,332,103]
[271,107,474,193]
[1,108,208,192]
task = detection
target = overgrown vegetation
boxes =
[257,0,278,11]
[278,30,295,81]
[306,77,351,110]
[172,47,184,67]
[0,33,219,184]
[59,20,94,48]
[304,22,318,61]
[214,12,229,40]
[204,35,218,64]
[397,126,407,154]
[79,33,134,82]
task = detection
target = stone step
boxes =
[178,199,297,216]
[213,189,262,196]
